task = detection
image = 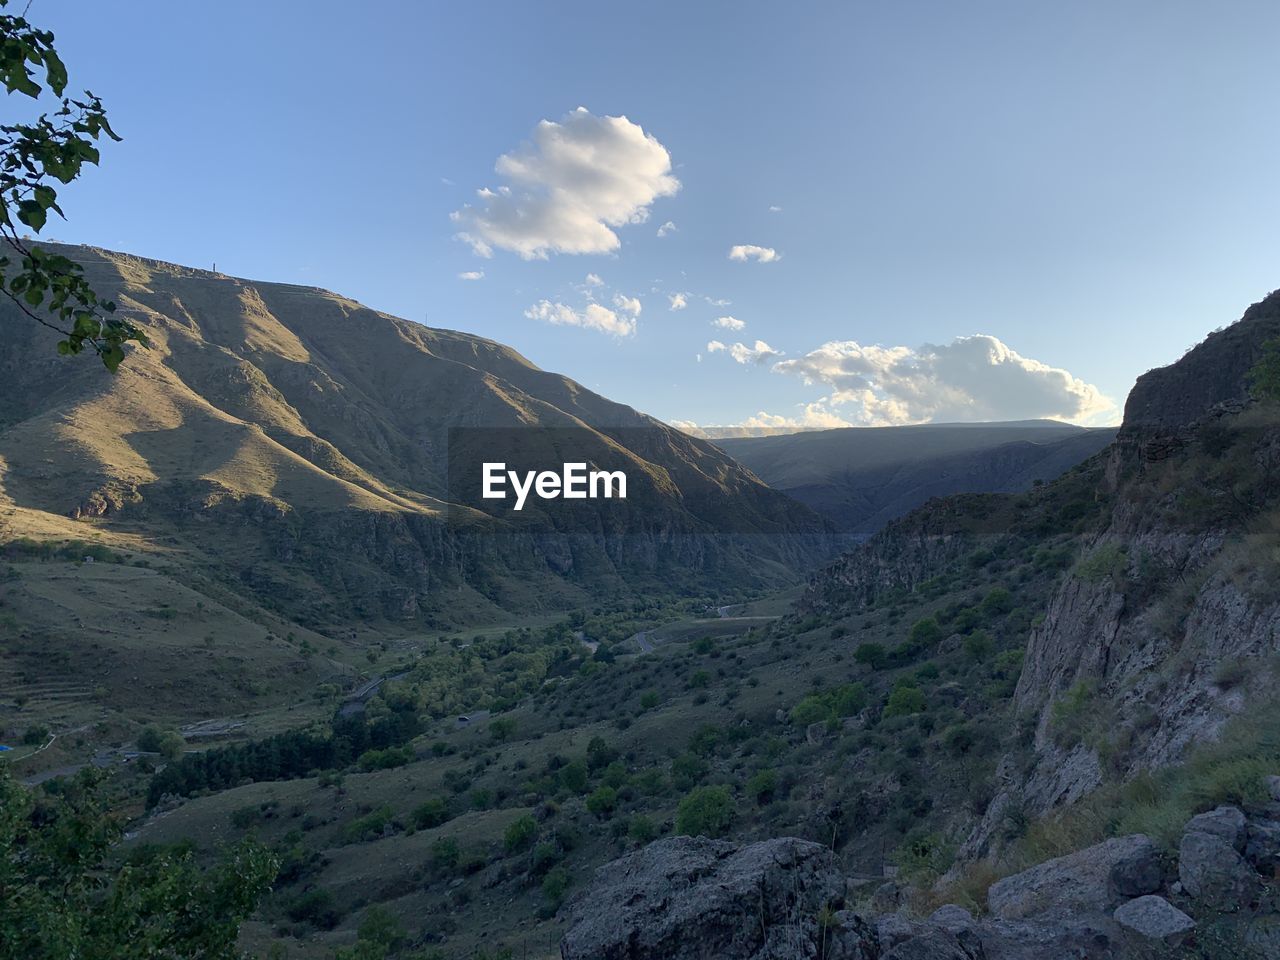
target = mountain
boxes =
[717,420,1117,534]
[0,244,830,631]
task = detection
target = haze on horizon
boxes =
[33,0,1280,432]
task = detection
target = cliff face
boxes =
[1121,288,1280,432]
[797,288,1280,866]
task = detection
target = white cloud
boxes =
[452,107,680,259]
[772,334,1115,425]
[585,273,604,287]
[740,404,850,430]
[728,244,780,263]
[656,220,677,238]
[612,293,642,317]
[706,339,781,364]
[706,339,782,364]
[712,316,745,331]
[668,292,688,311]
[704,296,731,307]
[458,271,485,281]
[768,205,782,213]
[524,299,635,337]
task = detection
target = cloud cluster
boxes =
[524,299,635,337]
[612,293,642,317]
[656,220,677,238]
[728,244,780,263]
[707,339,782,365]
[458,271,484,281]
[712,316,745,331]
[452,108,680,259]
[771,334,1114,425]
[668,292,688,311]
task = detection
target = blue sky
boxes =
[35,0,1280,430]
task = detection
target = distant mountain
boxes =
[0,244,830,627]
[717,420,1116,534]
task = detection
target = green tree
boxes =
[0,766,277,959]
[675,785,735,838]
[1249,337,1280,402]
[0,2,145,367]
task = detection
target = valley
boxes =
[3,249,1280,959]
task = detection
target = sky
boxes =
[32,0,1280,431]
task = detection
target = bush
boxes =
[430,836,460,870]
[963,630,994,662]
[853,642,887,669]
[627,815,657,844]
[883,684,926,719]
[504,814,538,853]
[676,785,735,838]
[411,798,450,829]
[746,769,778,805]
[585,785,618,818]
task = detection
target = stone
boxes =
[986,834,1162,920]
[827,911,879,960]
[881,928,982,960]
[1184,805,1247,850]
[1113,895,1196,947]
[560,836,848,960]
[1244,817,1280,876]
[871,881,901,913]
[806,721,828,745]
[1265,774,1280,803]
[928,904,976,936]
[1178,829,1259,912]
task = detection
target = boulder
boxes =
[560,836,858,960]
[871,881,902,913]
[986,835,1162,920]
[1178,829,1258,911]
[1112,895,1196,948]
[1244,817,1280,877]
[929,904,976,936]
[1184,805,1247,850]
[1265,774,1280,803]
[826,911,880,960]
[881,928,982,960]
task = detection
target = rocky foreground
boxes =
[560,782,1280,959]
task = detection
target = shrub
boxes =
[883,685,926,719]
[628,815,657,844]
[676,785,735,837]
[411,798,450,829]
[853,642,887,669]
[504,814,538,853]
[585,786,618,818]
[430,836,460,870]
[963,630,994,662]
[746,769,778,805]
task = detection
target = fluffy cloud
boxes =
[739,404,850,430]
[712,316,745,331]
[772,334,1114,425]
[612,293,642,317]
[656,220,677,238]
[668,292,688,311]
[728,244,780,263]
[452,107,680,259]
[458,271,484,280]
[707,339,782,365]
[524,299,635,337]
[768,205,783,213]
[584,272,604,287]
